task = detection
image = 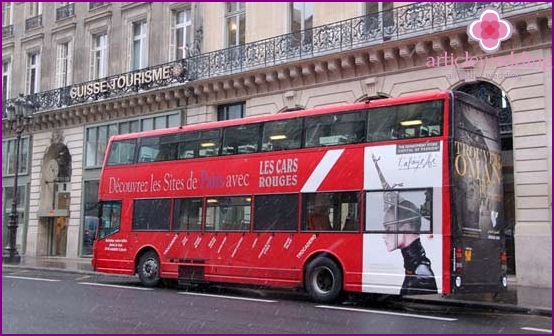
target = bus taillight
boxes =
[500,250,507,271]
[455,247,463,273]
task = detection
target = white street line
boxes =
[3,275,61,282]
[78,282,153,290]
[178,292,277,303]
[316,305,458,321]
[521,327,552,333]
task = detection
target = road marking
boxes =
[78,282,153,290]
[521,327,552,333]
[178,292,277,303]
[75,275,91,281]
[316,305,458,321]
[3,275,61,282]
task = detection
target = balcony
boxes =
[186,2,550,78]
[25,15,42,31]
[2,25,13,37]
[56,3,75,21]
[89,2,110,10]
[3,1,550,123]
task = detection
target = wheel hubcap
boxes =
[143,259,158,279]
[313,266,334,294]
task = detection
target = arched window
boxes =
[456,81,512,134]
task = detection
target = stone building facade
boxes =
[2,2,551,287]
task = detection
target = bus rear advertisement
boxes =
[92,90,507,303]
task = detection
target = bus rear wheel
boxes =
[137,251,161,287]
[305,257,343,303]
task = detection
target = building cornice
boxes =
[2,4,551,135]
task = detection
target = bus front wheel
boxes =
[137,251,161,287]
[305,257,343,303]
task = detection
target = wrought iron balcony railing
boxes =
[25,15,42,31]
[89,2,110,10]
[2,25,13,37]
[56,3,75,21]
[3,1,550,132]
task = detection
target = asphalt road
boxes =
[2,269,551,334]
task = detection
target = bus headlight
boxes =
[455,276,462,288]
[502,276,508,287]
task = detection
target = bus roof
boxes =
[109,91,450,141]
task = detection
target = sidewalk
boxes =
[2,256,551,316]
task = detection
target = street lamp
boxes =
[3,93,34,264]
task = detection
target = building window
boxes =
[82,180,99,256]
[27,2,42,17]
[85,124,117,168]
[25,2,42,31]
[89,2,110,11]
[217,102,245,121]
[289,2,313,49]
[56,42,72,88]
[2,137,30,176]
[56,2,75,21]
[171,8,192,60]
[90,33,108,80]
[290,2,313,32]
[132,20,147,70]
[225,2,245,47]
[2,2,13,26]
[25,52,40,95]
[85,113,180,168]
[2,185,27,251]
[2,59,11,99]
[364,2,394,34]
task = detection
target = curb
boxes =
[3,264,551,317]
[403,296,552,317]
[2,264,122,277]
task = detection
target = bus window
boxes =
[254,194,298,231]
[155,135,179,161]
[222,124,261,155]
[98,201,121,239]
[179,129,221,159]
[138,137,159,163]
[136,134,180,163]
[173,198,203,231]
[205,196,251,231]
[106,139,136,165]
[261,119,302,151]
[367,101,443,142]
[132,199,171,231]
[304,111,366,148]
[302,192,359,231]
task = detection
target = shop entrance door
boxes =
[48,216,67,256]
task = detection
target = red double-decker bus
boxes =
[92,90,507,303]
